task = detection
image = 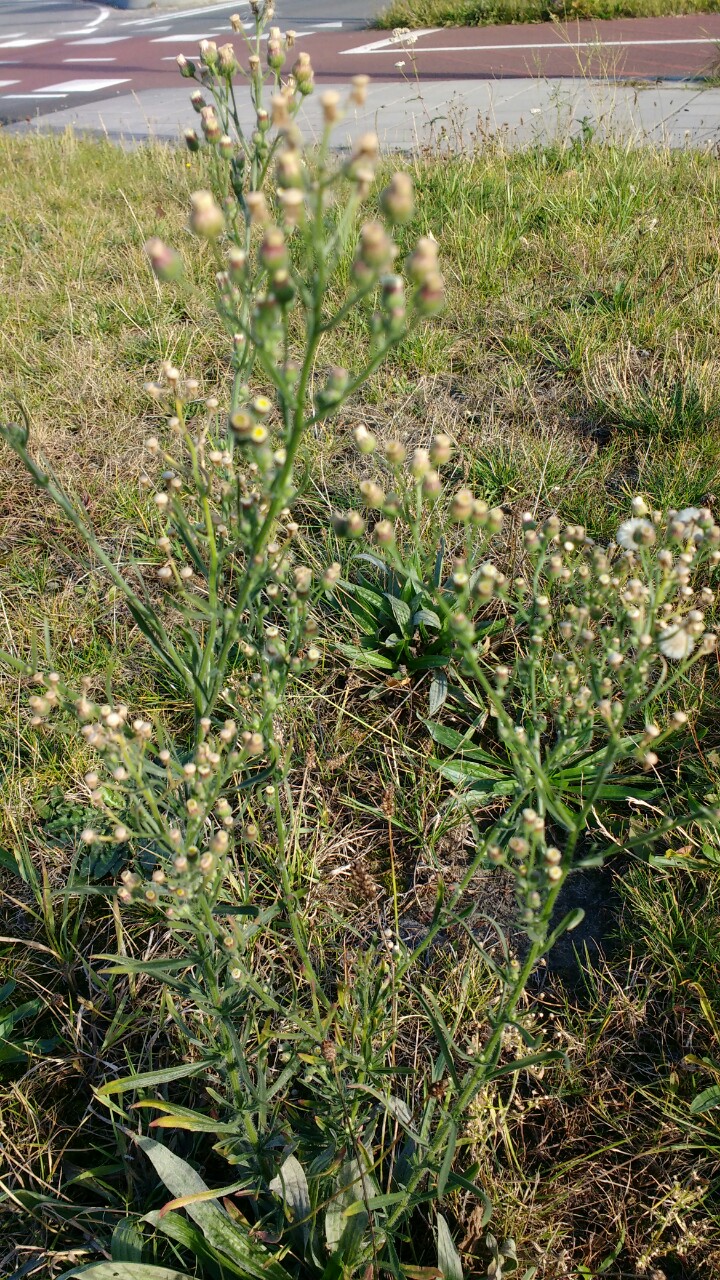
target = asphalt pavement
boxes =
[2,0,720,146]
[0,0,377,124]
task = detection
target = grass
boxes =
[2,129,720,1277]
[375,0,720,28]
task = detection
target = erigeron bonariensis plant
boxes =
[2,8,720,1276]
[3,20,441,740]
[337,442,720,919]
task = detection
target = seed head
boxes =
[349,858,378,902]
[321,1038,337,1064]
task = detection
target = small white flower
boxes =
[659,626,695,661]
[676,507,701,524]
[616,518,654,549]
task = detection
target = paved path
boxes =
[3,4,720,126]
[11,75,720,151]
[332,14,720,79]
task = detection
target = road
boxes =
[0,0,376,124]
[1,1,720,129]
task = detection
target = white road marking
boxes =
[3,92,68,99]
[66,37,129,45]
[62,6,111,36]
[124,2,247,26]
[340,35,720,53]
[340,29,441,54]
[64,57,117,63]
[0,39,53,49]
[0,80,19,88]
[150,34,223,43]
[33,78,130,92]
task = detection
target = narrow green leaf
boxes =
[96,1061,207,1097]
[57,1265,195,1280]
[436,1122,457,1197]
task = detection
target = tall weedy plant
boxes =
[2,5,720,1278]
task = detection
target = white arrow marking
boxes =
[339,29,441,55]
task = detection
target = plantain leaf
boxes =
[111,1219,145,1263]
[269,1155,310,1238]
[386,594,412,632]
[690,1085,720,1114]
[429,671,448,716]
[437,1214,463,1280]
[136,1136,293,1280]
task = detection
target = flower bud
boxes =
[321,90,341,125]
[200,105,221,142]
[217,42,238,75]
[359,479,385,508]
[357,221,393,270]
[410,448,430,478]
[246,190,270,225]
[451,488,474,522]
[429,433,452,466]
[350,73,370,106]
[406,236,438,283]
[416,271,445,315]
[422,470,442,498]
[277,188,304,226]
[353,424,376,454]
[292,51,314,93]
[144,238,183,282]
[199,40,218,67]
[380,171,414,224]
[276,147,303,188]
[333,511,366,540]
[218,134,234,160]
[177,54,196,78]
[384,439,406,465]
[260,226,288,273]
[322,563,342,589]
[267,37,285,70]
[189,189,225,238]
[374,519,395,546]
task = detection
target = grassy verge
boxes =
[2,131,720,1278]
[375,0,720,28]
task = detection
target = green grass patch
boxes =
[376,0,720,27]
